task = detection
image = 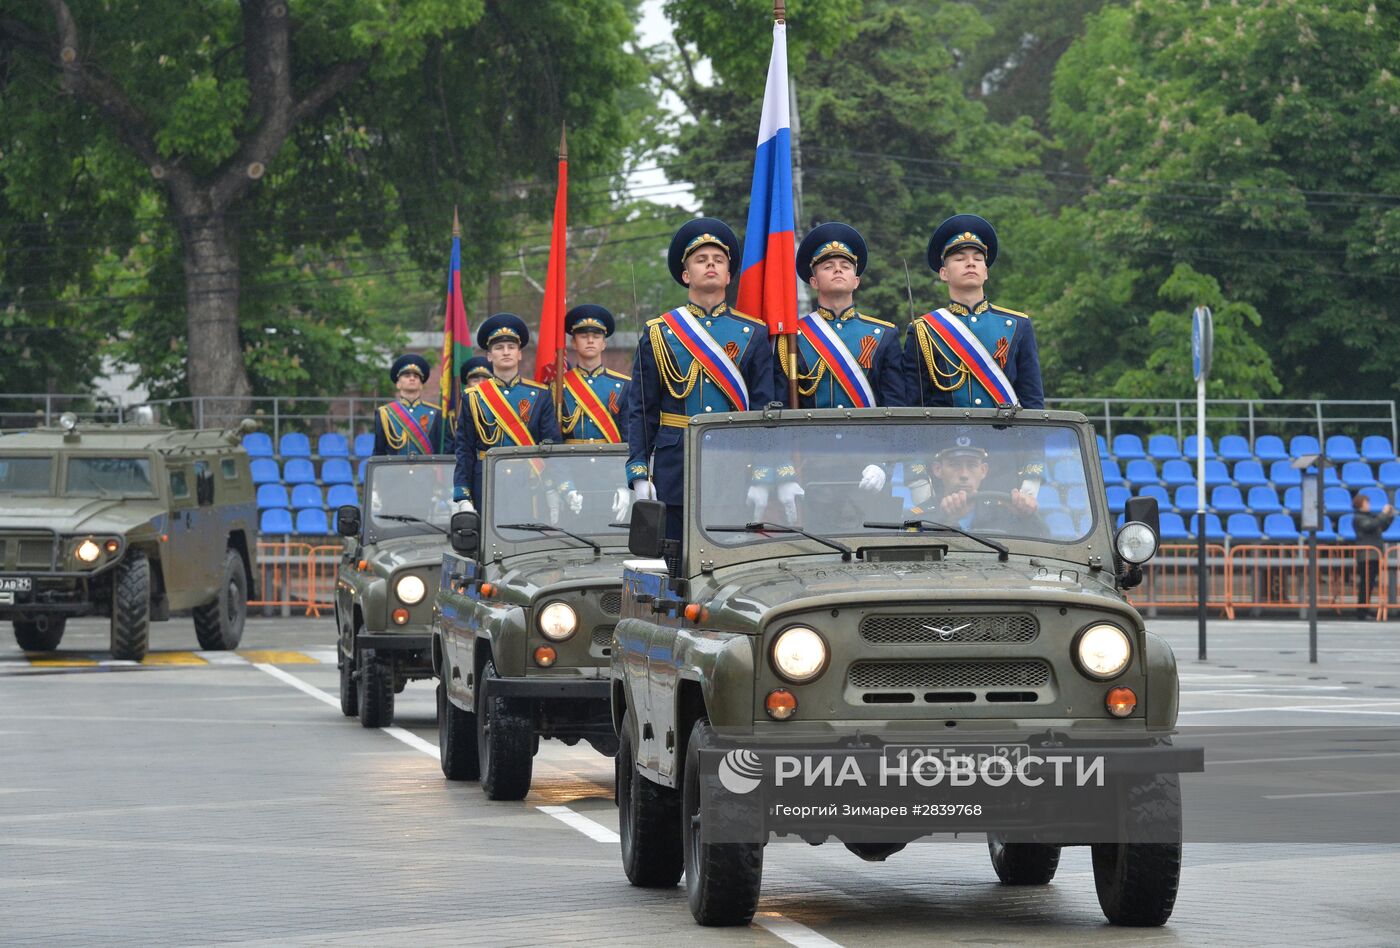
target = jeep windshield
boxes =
[365,458,455,542]
[696,420,1093,549]
[64,456,156,497]
[488,453,626,544]
[0,456,54,494]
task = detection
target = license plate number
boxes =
[883,744,1030,769]
[0,577,32,592]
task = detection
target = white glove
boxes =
[777,481,805,522]
[908,479,932,507]
[453,498,476,514]
[611,487,631,521]
[632,479,657,503]
[747,485,770,520]
[546,491,561,525]
[859,464,886,492]
[565,490,583,515]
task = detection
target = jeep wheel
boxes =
[357,649,394,728]
[617,710,682,887]
[683,718,763,926]
[338,647,358,718]
[475,659,533,800]
[1092,775,1183,927]
[193,550,247,650]
[110,551,150,661]
[13,616,66,652]
[438,680,480,780]
[987,833,1061,885]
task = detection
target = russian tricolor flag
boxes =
[735,21,798,336]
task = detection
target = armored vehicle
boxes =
[334,455,453,727]
[434,444,629,800]
[611,408,1202,928]
[0,415,257,660]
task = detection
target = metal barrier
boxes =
[1224,544,1388,622]
[1127,544,1229,615]
[250,540,340,617]
[1046,397,1397,445]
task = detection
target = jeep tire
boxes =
[438,680,480,780]
[193,550,247,651]
[476,659,533,800]
[987,833,1061,885]
[357,649,394,728]
[110,551,150,661]
[683,718,763,926]
[617,710,682,887]
[1092,774,1183,927]
[13,616,66,652]
[338,645,358,717]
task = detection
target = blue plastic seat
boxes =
[1044,428,1077,459]
[1324,487,1352,515]
[1052,458,1086,484]
[1322,466,1341,487]
[1147,435,1181,460]
[1338,513,1356,541]
[1289,434,1321,459]
[1359,486,1388,510]
[1385,518,1400,542]
[353,432,376,458]
[1173,485,1200,512]
[1361,435,1396,463]
[321,458,354,485]
[1045,511,1077,539]
[1158,512,1189,542]
[1317,516,1338,543]
[282,458,316,485]
[1204,459,1230,487]
[294,508,330,535]
[1325,435,1359,462]
[1038,485,1063,509]
[1065,485,1089,510]
[260,508,293,534]
[1254,435,1287,461]
[1211,485,1246,514]
[1124,459,1159,487]
[291,484,324,510]
[1160,459,1194,488]
[1106,485,1130,515]
[1234,460,1268,488]
[242,432,274,457]
[357,458,370,483]
[279,432,311,458]
[1270,460,1302,488]
[1378,461,1400,489]
[1190,512,1226,541]
[1246,486,1282,514]
[250,458,280,485]
[1100,459,1124,487]
[1226,513,1262,542]
[1341,461,1375,488]
[1138,485,1171,509]
[326,484,359,508]
[1218,435,1252,461]
[1112,434,1145,460]
[1283,486,1302,512]
[256,484,289,509]
[1263,513,1300,542]
[318,432,349,458]
[1183,435,1216,459]
[1096,434,1109,459]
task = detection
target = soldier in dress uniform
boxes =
[624,218,774,542]
[904,214,1044,411]
[460,355,493,392]
[559,304,630,443]
[910,435,1041,534]
[452,313,561,510]
[373,353,448,457]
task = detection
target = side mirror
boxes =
[628,499,667,559]
[336,505,361,538]
[1123,496,1160,537]
[450,510,480,557]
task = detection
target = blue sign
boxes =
[1192,306,1213,382]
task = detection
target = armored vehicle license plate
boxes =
[0,576,33,592]
[883,744,1029,770]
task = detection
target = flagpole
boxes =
[553,124,568,423]
[773,1,799,410]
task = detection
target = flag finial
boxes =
[452,206,460,237]
[559,122,568,160]
[774,0,785,23]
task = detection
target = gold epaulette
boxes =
[857,312,897,329]
[520,378,550,390]
[645,314,668,328]
[728,308,767,327]
[604,368,631,381]
[992,304,1031,320]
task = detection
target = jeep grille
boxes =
[590,624,616,658]
[2,533,55,570]
[859,613,1038,645]
[849,660,1050,691]
[599,591,622,616]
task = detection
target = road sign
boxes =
[1192,306,1213,381]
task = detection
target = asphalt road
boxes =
[3,615,1399,946]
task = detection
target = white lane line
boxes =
[252,663,340,709]
[383,725,439,758]
[536,805,620,843]
[1207,750,1400,767]
[1263,788,1400,800]
[1182,705,1400,717]
[754,911,843,947]
[197,650,251,665]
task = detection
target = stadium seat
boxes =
[256,484,289,509]
[1100,459,1124,487]
[1283,486,1302,512]
[294,508,330,535]
[1385,518,1400,542]
[1124,459,1159,487]
[1361,435,1396,463]
[1106,485,1130,515]
[1341,461,1375,488]
[1218,435,1252,461]
[1044,428,1076,458]
[1112,433,1145,459]
[260,508,293,534]
[1246,486,1283,514]
[283,458,316,485]
[242,432,274,457]
[1270,460,1302,488]
[1317,516,1338,543]
[1158,512,1190,542]
[1226,513,1263,542]
[1379,461,1400,489]
[321,458,354,485]
[291,484,324,510]
[1096,434,1109,459]
[1359,486,1388,510]
[1322,465,1341,486]
[1189,512,1226,541]
[318,432,349,458]
[1138,485,1171,509]
[1324,486,1352,515]
[1289,434,1321,458]
[1161,459,1194,487]
[1338,513,1356,541]
[250,458,280,485]
[1045,511,1077,539]
[1234,459,1268,488]
[279,432,311,458]
[1254,435,1288,461]
[326,484,358,508]
[1183,435,1216,459]
[1076,512,1093,535]
[1211,485,1247,514]
[353,432,375,458]
[1065,485,1089,510]
[1325,435,1360,462]
[357,458,370,483]
[1052,458,1086,484]
[1204,459,1230,487]
[1147,435,1181,460]
[1263,513,1300,542]
[1174,485,1200,512]
[1038,485,1063,509]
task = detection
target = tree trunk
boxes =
[179,204,252,425]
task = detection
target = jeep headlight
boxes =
[1115,522,1157,564]
[538,601,578,641]
[770,626,828,684]
[395,574,426,605]
[1075,624,1132,679]
[75,538,102,563]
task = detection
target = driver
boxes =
[909,436,1040,532]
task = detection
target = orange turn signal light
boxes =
[480,582,496,598]
[765,689,798,720]
[391,608,409,625]
[104,539,120,553]
[534,646,557,667]
[1106,686,1137,717]
[357,559,369,571]
[683,603,708,623]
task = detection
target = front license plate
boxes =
[0,576,32,592]
[883,744,1030,771]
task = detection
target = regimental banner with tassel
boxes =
[536,125,569,426]
[438,208,471,452]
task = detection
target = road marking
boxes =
[252,663,340,709]
[1263,788,1400,800]
[196,650,251,665]
[383,725,439,758]
[1208,751,1400,767]
[1182,705,1400,717]
[754,911,844,947]
[239,649,318,664]
[23,655,97,667]
[537,805,621,843]
[141,650,207,665]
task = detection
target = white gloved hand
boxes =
[611,487,631,521]
[908,478,932,507]
[453,498,476,514]
[859,464,886,492]
[747,484,770,520]
[565,490,583,515]
[632,479,657,503]
[546,491,561,525]
[777,481,805,522]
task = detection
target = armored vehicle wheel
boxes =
[617,710,682,887]
[110,551,150,662]
[475,659,533,800]
[13,617,65,652]
[987,833,1061,885]
[338,648,358,718]
[193,550,248,650]
[357,649,394,728]
[1092,775,1183,927]
[438,680,480,780]
[683,718,763,926]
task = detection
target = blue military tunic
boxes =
[560,365,631,442]
[453,376,562,505]
[373,398,449,457]
[904,299,1044,409]
[774,305,907,408]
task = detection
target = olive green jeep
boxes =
[0,415,258,659]
[433,443,629,800]
[611,408,1203,928]
[333,455,453,727]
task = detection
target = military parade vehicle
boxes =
[433,443,630,800]
[334,455,453,727]
[610,407,1203,927]
[0,414,258,660]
